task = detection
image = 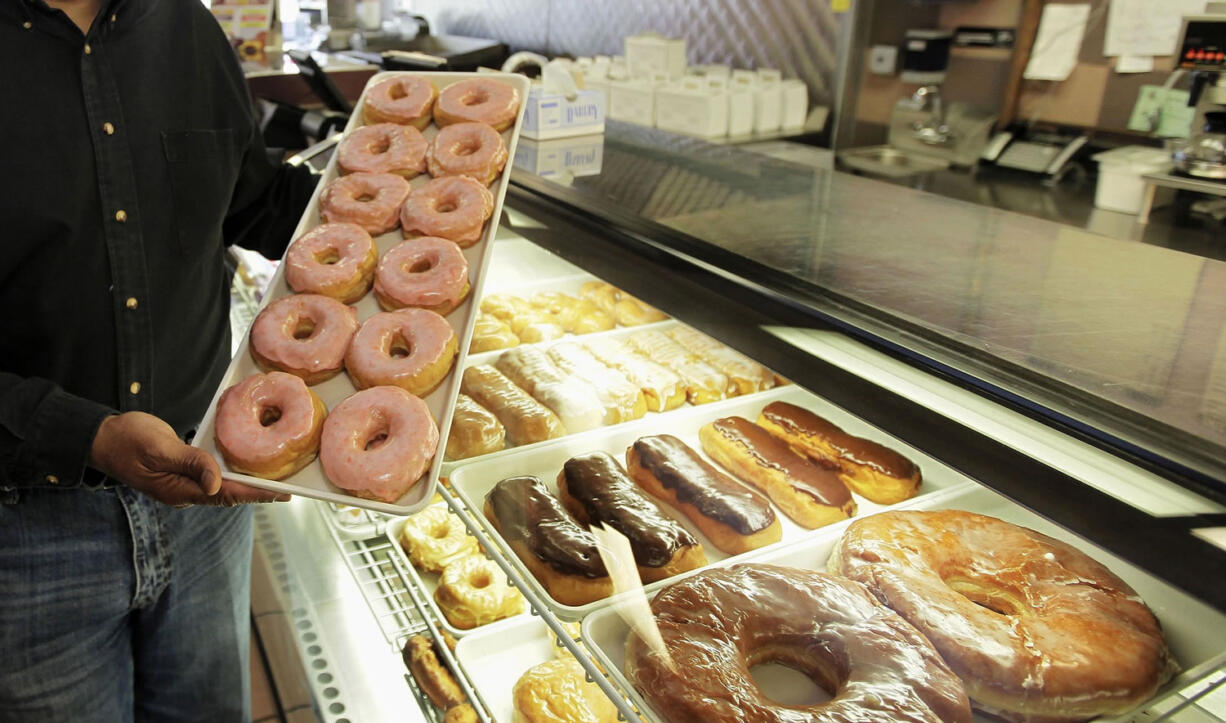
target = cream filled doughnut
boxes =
[214,371,326,480]
[284,223,378,304]
[319,172,411,236]
[345,308,458,396]
[373,237,471,314]
[319,386,438,503]
[400,176,493,248]
[337,123,428,177]
[427,122,508,187]
[435,78,520,131]
[249,294,359,385]
[363,75,437,128]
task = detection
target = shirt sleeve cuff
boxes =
[26,389,115,488]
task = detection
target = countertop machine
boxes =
[1174,11,1226,179]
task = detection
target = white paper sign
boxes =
[1116,55,1155,73]
[1024,3,1091,82]
[1105,0,1207,57]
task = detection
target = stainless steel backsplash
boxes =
[409,0,844,106]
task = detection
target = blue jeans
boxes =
[0,486,253,722]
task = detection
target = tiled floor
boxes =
[251,623,283,723]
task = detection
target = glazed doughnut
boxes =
[479,292,528,321]
[829,510,1178,721]
[626,330,730,404]
[484,475,612,606]
[460,366,565,446]
[363,75,437,128]
[668,326,776,396]
[345,308,458,396]
[578,280,620,313]
[443,705,477,723]
[568,300,615,335]
[546,342,646,425]
[759,401,921,504]
[699,416,855,529]
[284,223,378,304]
[373,237,471,315]
[434,555,525,629]
[435,77,521,131]
[403,635,466,710]
[558,452,706,583]
[214,371,326,480]
[613,295,667,326]
[513,657,618,723]
[400,176,493,249]
[400,502,479,573]
[510,313,565,344]
[444,393,505,461]
[626,565,973,723]
[469,313,519,354]
[319,386,439,503]
[494,347,605,434]
[337,123,428,177]
[427,122,509,187]
[528,291,582,330]
[584,337,685,412]
[628,434,781,555]
[249,294,358,385]
[319,172,411,236]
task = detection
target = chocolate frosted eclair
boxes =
[557,451,706,583]
[484,476,612,606]
[627,435,782,555]
[698,416,856,529]
[758,401,921,504]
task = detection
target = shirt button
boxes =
[84,43,92,55]
[103,122,115,135]
[129,381,141,395]
[115,209,127,223]
[45,474,59,485]
[110,14,117,22]
[125,296,138,309]
[22,21,32,29]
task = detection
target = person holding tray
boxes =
[0,0,317,719]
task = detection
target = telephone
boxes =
[980,127,1089,179]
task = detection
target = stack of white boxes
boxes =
[575,32,812,140]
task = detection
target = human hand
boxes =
[89,412,290,507]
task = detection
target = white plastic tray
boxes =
[193,71,531,515]
[582,485,1226,723]
[450,384,975,620]
[385,512,528,638]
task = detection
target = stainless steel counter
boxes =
[510,123,1226,484]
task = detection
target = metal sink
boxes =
[838,145,951,178]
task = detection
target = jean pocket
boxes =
[161,129,244,259]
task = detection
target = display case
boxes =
[247,122,1226,723]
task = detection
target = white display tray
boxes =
[450,384,975,620]
[193,71,531,515]
[582,484,1226,723]
[385,511,529,638]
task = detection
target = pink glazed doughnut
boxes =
[363,76,437,129]
[214,371,326,480]
[320,386,439,503]
[373,237,471,315]
[435,78,520,131]
[427,122,508,186]
[337,123,428,177]
[284,223,378,304]
[400,176,493,247]
[319,172,411,236]
[345,308,459,397]
[250,294,359,385]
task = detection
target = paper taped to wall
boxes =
[1116,55,1155,74]
[1024,3,1091,82]
[1105,0,1207,57]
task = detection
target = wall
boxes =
[409,0,848,107]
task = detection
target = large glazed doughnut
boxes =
[284,223,378,304]
[829,510,1178,721]
[319,172,411,236]
[374,237,471,314]
[214,371,326,480]
[400,176,494,247]
[249,294,358,385]
[627,564,973,723]
[433,555,525,629]
[427,122,508,187]
[337,123,428,177]
[345,308,458,396]
[435,78,520,131]
[363,75,437,128]
[319,386,438,503]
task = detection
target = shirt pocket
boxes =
[161,129,245,258]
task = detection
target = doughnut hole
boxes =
[463,90,489,106]
[407,257,436,274]
[943,577,1023,617]
[434,197,459,214]
[292,317,318,340]
[355,193,375,203]
[362,412,390,451]
[389,83,408,100]
[258,406,283,427]
[314,247,341,265]
[451,139,480,157]
[746,644,836,707]
[387,331,413,359]
[369,136,391,155]
[431,523,450,539]
[468,569,492,589]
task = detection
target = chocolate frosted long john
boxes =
[485,475,606,579]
